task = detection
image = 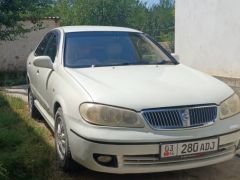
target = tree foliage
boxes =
[0,0,52,40]
[0,0,175,50]
[52,0,174,43]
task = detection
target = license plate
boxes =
[160,138,219,158]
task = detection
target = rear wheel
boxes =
[55,107,77,171]
[28,87,40,119]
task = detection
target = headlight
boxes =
[220,93,240,119]
[79,103,145,128]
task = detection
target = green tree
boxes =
[0,0,52,40]
[49,0,74,25]
[52,0,175,51]
[146,0,174,36]
[53,0,145,27]
[127,1,148,31]
[146,0,175,52]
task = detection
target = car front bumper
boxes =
[67,112,240,174]
[69,129,240,174]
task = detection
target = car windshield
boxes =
[64,31,175,68]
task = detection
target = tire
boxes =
[54,107,77,172]
[28,87,40,119]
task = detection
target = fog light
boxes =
[97,155,113,163]
[93,154,118,167]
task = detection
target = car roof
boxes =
[55,26,142,33]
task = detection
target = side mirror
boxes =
[33,56,53,69]
[171,53,180,61]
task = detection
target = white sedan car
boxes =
[27,26,240,174]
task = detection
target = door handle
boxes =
[37,69,40,74]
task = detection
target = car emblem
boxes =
[180,109,190,127]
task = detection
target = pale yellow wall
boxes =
[0,20,59,71]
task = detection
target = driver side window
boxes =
[35,33,52,56]
[35,32,58,62]
[45,33,57,62]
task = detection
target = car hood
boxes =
[65,64,233,111]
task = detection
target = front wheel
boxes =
[55,107,77,171]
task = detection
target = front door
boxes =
[35,31,59,112]
[32,32,52,104]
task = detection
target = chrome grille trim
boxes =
[142,105,217,129]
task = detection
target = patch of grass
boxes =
[0,72,27,86]
[0,163,8,179]
[0,93,58,180]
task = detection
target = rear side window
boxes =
[35,33,52,56]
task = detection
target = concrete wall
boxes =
[0,19,59,72]
[175,0,240,79]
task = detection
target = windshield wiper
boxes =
[149,60,173,65]
[89,60,171,68]
[93,63,135,67]
[112,63,134,66]
[155,60,169,64]
[136,60,171,65]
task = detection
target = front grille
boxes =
[142,105,217,129]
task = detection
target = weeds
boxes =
[0,72,26,86]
